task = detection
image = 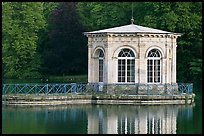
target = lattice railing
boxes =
[2,83,87,95]
[2,83,193,95]
[178,83,193,94]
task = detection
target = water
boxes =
[2,99,202,134]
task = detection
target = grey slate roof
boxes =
[84,24,177,34]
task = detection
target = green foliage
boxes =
[41,2,87,75]
[189,59,202,81]
[2,2,46,78]
[42,2,59,21]
[77,2,130,31]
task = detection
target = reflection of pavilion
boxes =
[87,106,178,134]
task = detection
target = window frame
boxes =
[147,49,161,84]
[118,49,135,83]
[98,50,104,83]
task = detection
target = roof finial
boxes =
[131,18,134,24]
[131,2,134,24]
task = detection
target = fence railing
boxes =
[2,83,87,95]
[2,83,193,95]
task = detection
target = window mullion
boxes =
[125,58,127,83]
[159,60,161,83]
[153,59,155,83]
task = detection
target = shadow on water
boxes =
[2,102,201,134]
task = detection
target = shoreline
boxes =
[2,94,195,106]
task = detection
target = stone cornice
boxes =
[86,33,181,38]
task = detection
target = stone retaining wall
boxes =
[2,93,195,106]
[88,83,179,95]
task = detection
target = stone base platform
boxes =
[2,93,195,106]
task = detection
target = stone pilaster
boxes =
[88,44,92,83]
[172,38,177,83]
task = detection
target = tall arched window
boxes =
[98,50,104,82]
[118,49,135,83]
[147,49,161,83]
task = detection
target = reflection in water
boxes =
[87,105,193,134]
[2,104,194,134]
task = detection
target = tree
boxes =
[77,2,132,31]
[41,2,87,75]
[2,2,46,78]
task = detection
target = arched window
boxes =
[98,50,104,82]
[147,49,161,83]
[118,49,135,83]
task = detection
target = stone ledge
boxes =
[2,94,195,106]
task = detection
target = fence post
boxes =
[35,84,37,95]
[2,84,5,95]
[46,84,48,95]
[15,84,17,95]
[187,83,193,94]
[73,83,77,94]
[63,84,66,94]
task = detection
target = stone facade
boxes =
[84,24,181,93]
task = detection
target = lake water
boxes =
[2,97,202,134]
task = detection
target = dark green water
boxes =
[2,97,202,134]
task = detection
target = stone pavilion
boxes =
[84,21,181,94]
